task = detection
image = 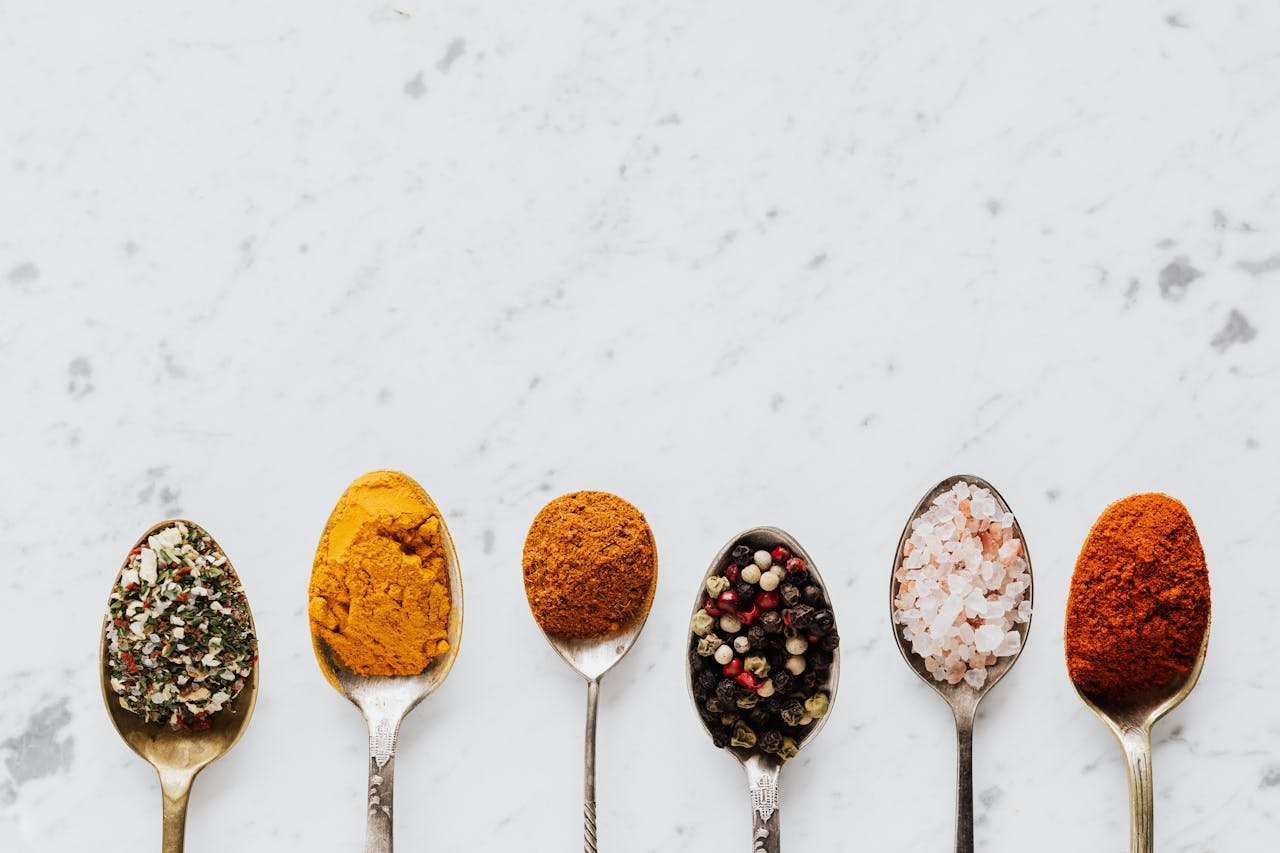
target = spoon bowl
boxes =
[889,475,1033,853]
[687,526,840,853]
[99,520,258,853]
[309,492,464,853]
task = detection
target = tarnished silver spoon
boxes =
[890,475,1033,853]
[525,520,658,853]
[309,480,464,853]
[686,527,841,853]
[100,520,258,853]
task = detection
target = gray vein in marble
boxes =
[0,700,74,806]
[1211,309,1258,351]
[1158,257,1202,301]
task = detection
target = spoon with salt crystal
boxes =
[309,489,465,853]
[100,520,259,853]
[686,527,841,853]
[890,475,1033,853]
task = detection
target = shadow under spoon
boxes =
[687,527,841,853]
[890,475,1033,853]
[100,520,259,853]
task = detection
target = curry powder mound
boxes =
[309,470,452,677]
[1065,493,1210,702]
[523,491,656,639]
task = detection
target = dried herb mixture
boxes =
[105,522,256,730]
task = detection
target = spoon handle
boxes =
[1119,725,1154,853]
[584,677,600,853]
[742,757,781,853]
[157,766,195,853]
[953,701,977,853]
[364,713,402,853]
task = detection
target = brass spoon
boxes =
[99,520,259,853]
[686,527,841,853]
[890,475,1033,853]
[309,487,464,853]
[526,524,657,853]
[1071,623,1210,852]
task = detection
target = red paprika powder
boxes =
[1065,493,1210,702]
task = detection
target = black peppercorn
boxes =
[712,728,731,748]
[771,670,794,693]
[734,582,757,603]
[801,584,821,606]
[747,625,767,650]
[820,632,840,652]
[760,610,783,634]
[705,697,725,714]
[764,693,787,711]
[811,609,835,636]
[759,730,784,754]
[731,545,753,566]
[697,669,717,693]
[788,604,815,630]
[780,699,805,726]
[748,708,770,731]
[780,583,801,608]
[716,678,739,706]
[802,671,820,692]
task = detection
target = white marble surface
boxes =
[2,2,1279,850]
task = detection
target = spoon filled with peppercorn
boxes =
[889,475,1033,853]
[686,528,841,853]
[99,519,259,853]
[522,491,659,853]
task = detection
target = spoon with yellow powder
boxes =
[308,470,464,853]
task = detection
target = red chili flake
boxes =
[121,652,139,674]
[112,618,128,627]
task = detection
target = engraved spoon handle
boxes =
[584,677,600,853]
[158,767,195,853]
[364,712,402,853]
[743,757,781,853]
[1119,725,1154,853]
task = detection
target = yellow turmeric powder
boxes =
[308,470,452,677]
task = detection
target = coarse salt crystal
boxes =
[974,624,1004,653]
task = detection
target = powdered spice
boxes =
[1065,493,1210,702]
[523,491,656,638]
[309,470,452,677]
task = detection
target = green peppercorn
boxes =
[804,693,830,717]
[736,691,759,709]
[744,655,771,678]
[706,575,731,597]
[780,699,806,726]
[778,736,799,760]
[696,633,723,656]
[691,610,715,637]
[731,721,757,749]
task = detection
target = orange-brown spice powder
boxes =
[522,491,656,639]
[1065,493,1210,702]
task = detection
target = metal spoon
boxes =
[309,493,464,853]
[527,527,657,853]
[99,520,259,853]
[1071,624,1209,852]
[686,527,841,853]
[890,475,1033,853]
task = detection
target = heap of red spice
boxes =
[1065,493,1210,703]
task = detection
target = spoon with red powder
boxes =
[1065,493,1211,853]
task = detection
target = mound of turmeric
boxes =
[308,470,452,677]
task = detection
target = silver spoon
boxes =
[890,475,1033,853]
[686,527,841,853]
[100,520,259,853]
[527,532,657,853]
[309,488,464,853]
